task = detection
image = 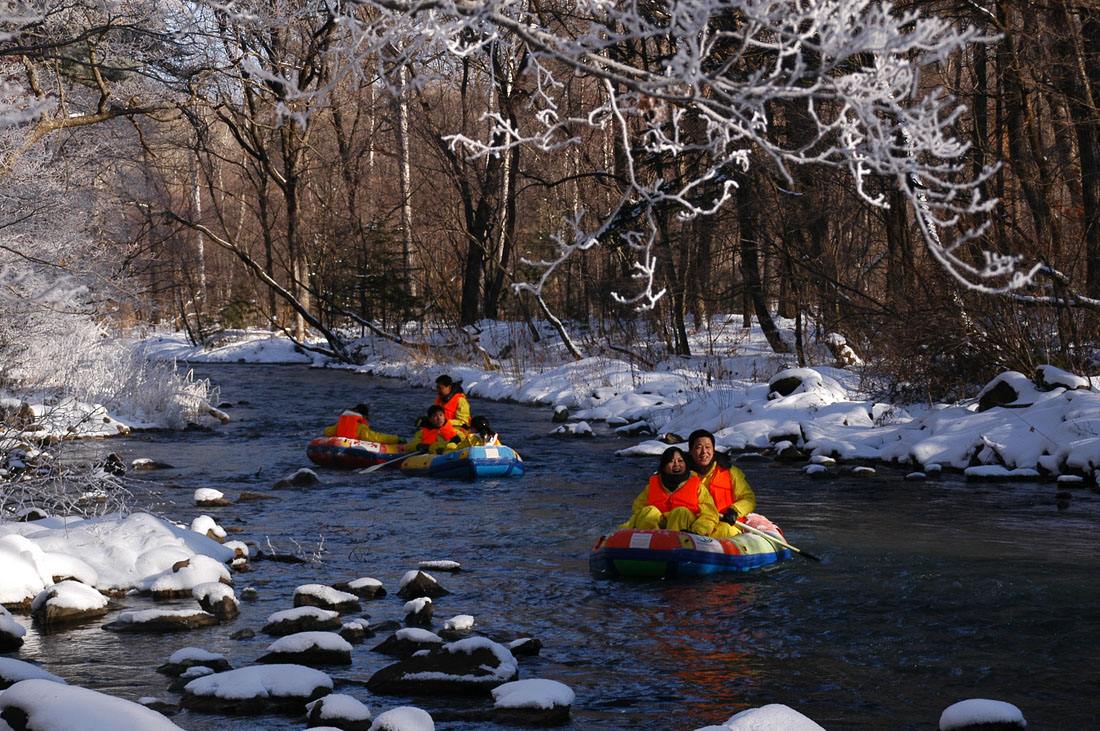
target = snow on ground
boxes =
[135,329,318,365]
[0,512,234,603]
[135,321,1100,480]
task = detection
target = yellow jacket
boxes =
[435,392,472,431]
[621,475,722,536]
[698,461,757,519]
[455,432,501,449]
[323,423,401,444]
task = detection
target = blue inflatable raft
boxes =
[589,526,791,579]
[400,445,524,480]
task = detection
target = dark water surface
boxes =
[18,365,1100,729]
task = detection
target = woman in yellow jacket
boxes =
[620,447,722,536]
[322,404,401,444]
[434,375,471,431]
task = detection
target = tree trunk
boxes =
[737,182,788,353]
[393,65,417,304]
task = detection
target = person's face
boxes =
[436,382,452,398]
[690,437,714,468]
[662,451,687,475]
[428,411,446,428]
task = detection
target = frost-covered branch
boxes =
[301,0,1011,308]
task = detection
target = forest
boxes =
[1,0,1097,399]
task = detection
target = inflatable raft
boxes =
[306,436,405,469]
[400,445,524,480]
[590,518,792,579]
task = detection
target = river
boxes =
[19,365,1100,729]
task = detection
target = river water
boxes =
[17,365,1100,729]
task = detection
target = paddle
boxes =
[357,451,418,474]
[737,521,822,562]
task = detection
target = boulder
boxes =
[305,693,372,731]
[264,606,341,636]
[181,664,332,715]
[193,582,239,621]
[369,706,434,731]
[257,631,353,667]
[403,597,433,627]
[194,489,231,508]
[157,648,231,677]
[397,571,449,600]
[332,577,386,600]
[492,678,574,726]
[939,699,1027,730]
[372,628,444,658]
[367,638,518,696]
[0,659,66,690]
[504,637,542,657]
[339,618,374,644]
[0,607,26,652]
[0,679,181,730]
[294,585,361,612]
[1034,364,1090,392]
[30,581,109,628]
[103,608,219,633]
[274,468,320,489]
[976,371,1041,412]
[131,458,175,471]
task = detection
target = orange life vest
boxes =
[703,464,734,513]
[419,421,458,446]
[645,474,701,514]
[336,411,365,439]
[434,392,468,423]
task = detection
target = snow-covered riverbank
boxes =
[138,320,1100,484]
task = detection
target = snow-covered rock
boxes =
[0,606,27,651]
[0,678,181,729]
[397,571,448,600]
[157,647,231,677]
[696,703,825,730]
[263,606,341,636]
[372,628,444,658]
[306,693,372,731]
[103,607,218,633]
[192,581,239,621]
[333,576,387,599]
[30,580,109,627]
[181,664,333,714]
[368,706,434,731]
[939,698,1027,730]
[258,631,353,667]
[294,584,360,612]
[189,515,226,543]
[194,488,230,508]
[367,637,518,696]
[0,658,67,690]
[492,679,574,725]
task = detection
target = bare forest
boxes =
[3,0,1099,399]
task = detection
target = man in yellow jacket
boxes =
[688,429,756,538]
[323,404,402,444]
